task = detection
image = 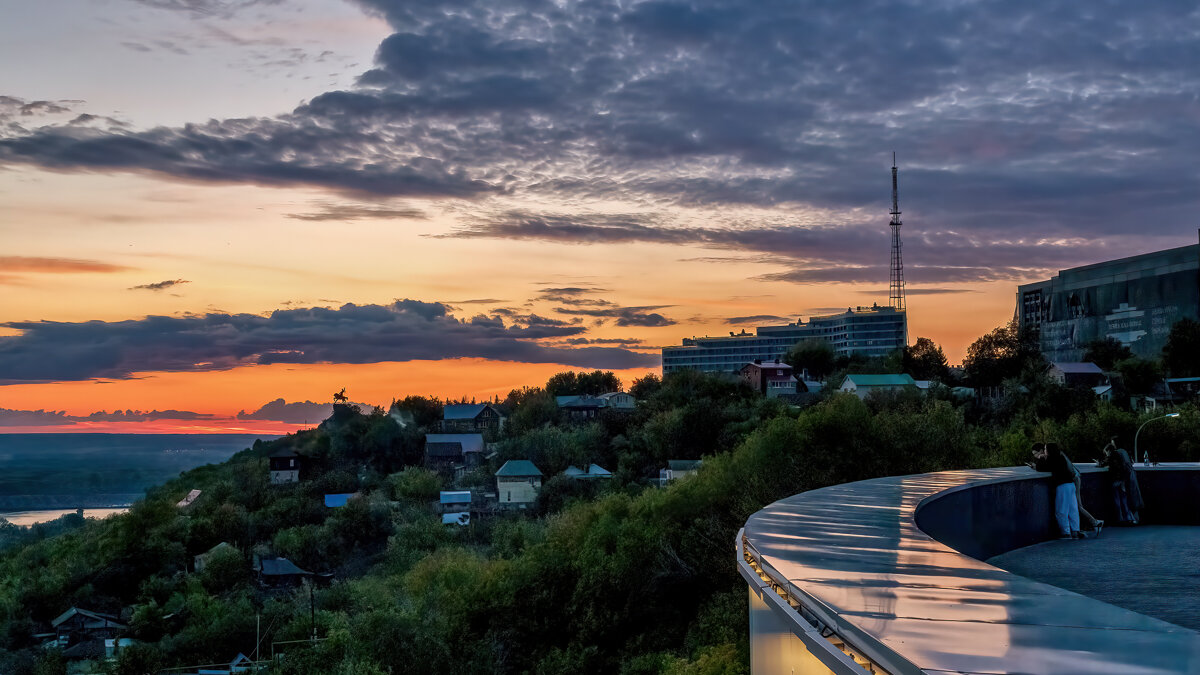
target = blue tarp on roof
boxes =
[440,491,472,504]
[324,493,356,508]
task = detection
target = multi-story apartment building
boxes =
[661,305,907,374]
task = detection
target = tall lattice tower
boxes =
[889,153,906,313]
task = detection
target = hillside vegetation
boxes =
[4,352,1200,674]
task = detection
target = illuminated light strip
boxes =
[740,533,891,675]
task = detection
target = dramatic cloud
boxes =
[0,407,212,426]
[81,409,214,422]
[130,279,190,291]
[237,398,343,424]
[0,299,656,383]
[726,315,792,325]
[0,408,77,427]
[0,256,131,273]
[4,1,1200,281]
[286,202,427,222]
[555,305,677,328]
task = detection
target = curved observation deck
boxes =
[738,464,1200,674]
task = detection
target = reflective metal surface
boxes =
[742,466,1200,674]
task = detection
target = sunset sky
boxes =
[4,0,1200,433]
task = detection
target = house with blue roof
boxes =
[442,403,505,433]
[838,373,919,399]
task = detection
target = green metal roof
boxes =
[842,373,917,387]
[496,459,543,477]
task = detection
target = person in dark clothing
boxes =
[1031,442,1081,539]
[1054,442,1103,536]
[1097,438,1143,525]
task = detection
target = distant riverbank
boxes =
[0,508,128,527]
[0,433,274,525]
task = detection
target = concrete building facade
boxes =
[661,305,907,374]
[1018,241,1200,363]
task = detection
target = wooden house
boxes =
[424,434,485,475]
[442,403,505,433]
[268,450,302,485]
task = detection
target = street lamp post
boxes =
[1134,412,1180,465]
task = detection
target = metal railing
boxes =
[739,531,892,675]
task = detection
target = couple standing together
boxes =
[1031,440,1143,540]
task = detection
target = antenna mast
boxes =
[889,153,906,313]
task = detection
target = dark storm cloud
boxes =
[285,202,427,222]
[555,305,677,328]
[130,279,190,291]
[454,212,1110,283]
[726,315,791,325]
[0,407,213,426]
[0,299,655,383]
[5,1,1200,280]
[237,398,344,424]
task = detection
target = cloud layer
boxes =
[0,299,657,383]
[4,1,1199,285]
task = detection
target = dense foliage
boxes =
[3,333,1198,674]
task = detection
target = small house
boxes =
[439,490,472,514]
[496,460,543,508]
[740,360,803,397]
[424,433,485,475]
[555,395,607,420]
[258,557,318,588]
[194,542,235,573]
[269,450,302,485]
[659,459,702,487]
[597,392,636,411]
[51,607,126,647]
[1049,362,1108,388]
[563,464,613,480]
[442,403,505,433]
[839,373,918,399]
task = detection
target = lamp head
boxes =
[1167,413,1181,418]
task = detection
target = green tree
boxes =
[963,321,1043,387]
[1083,337,1132,370]
[1163,318,1200,376]
[783,339,836,379]
[389,467,442,501]
[902,337,951,381]
[1115,357,1162,395]
[545,370,621,396]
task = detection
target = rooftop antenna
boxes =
[889,153,906,315]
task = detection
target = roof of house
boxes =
[564,465,587,477]
[1052,362,1105,374]
[269,449,300,458]
[443,403,496,420]
[176,489,202,508]
[667,459,702,472]
[440,491,472,504]
[424,433,485,454]
[555,395,607,408]
[587,463,612,477]
[742,360,792,371]
[1093,384,1114,396]
[841,373,918,388]
[324,493,357,508]
[260,557,311,577]
[496,459,543,477]
[442,512,471,525]
[52,607,122,629]
[597,392,633,400]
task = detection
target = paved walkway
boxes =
[988,525,1200,632]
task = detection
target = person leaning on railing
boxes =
[1095,438,1143,525]
[1029,442,1083,539]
